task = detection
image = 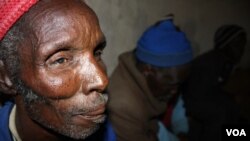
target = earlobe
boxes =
[0,60,16,95]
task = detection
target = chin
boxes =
[45,121,100,140]
[52,122,101,140]
[54,114,107,139]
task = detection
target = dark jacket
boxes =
[183,49,240,141]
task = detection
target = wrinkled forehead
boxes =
[22,0,100,44]
[29,0,96,18]
[29,0,97,23]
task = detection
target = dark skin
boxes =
[218,33,247,64]
[0,0,108,141]
[215,32,247,85]
[139,63,190,102]
[137,62,190,141]
[146,64,190,141]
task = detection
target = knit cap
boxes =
[135,19,193,67]
[214,24,246,49]
[0,0,38,40]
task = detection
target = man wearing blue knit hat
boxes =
[108,18,193,141]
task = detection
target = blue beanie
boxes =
[135,19,193,67]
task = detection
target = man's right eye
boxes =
[47,55,72,68]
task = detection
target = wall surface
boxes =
[86,0,250,75]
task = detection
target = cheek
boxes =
[148,75,164,88]
[34,70,82,99]
[146,75,161,94]
[19,56,81,99]
[26,98,75,130]
[148,76,173,95]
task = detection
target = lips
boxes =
[86,104,106,116]
[82,114,106,123]
[73,104,106,124]
[72,93,108,125]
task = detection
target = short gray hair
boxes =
[0,17,25,85]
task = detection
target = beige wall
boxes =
[86,0,250,75]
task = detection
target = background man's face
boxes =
[145,63,190,101]
[16,0,108,139]
[222,33,247,64]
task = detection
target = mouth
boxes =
[156,89,178,102]
[73,104,106,124]
[84,104,106,122]
[72,93,108,125]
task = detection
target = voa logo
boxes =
[226,129,246,136]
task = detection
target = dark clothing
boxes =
[183,49,240,141]
[0,101,13,141]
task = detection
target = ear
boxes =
[0,60,16,95]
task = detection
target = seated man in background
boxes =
[0,0,115,141]
[183,24,247,141]
[108,18,193,141]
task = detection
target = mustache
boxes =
[92,92,108,107]
[69,93,108,115]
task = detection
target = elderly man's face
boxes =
[16,0,108,139]
[145,63,190,102]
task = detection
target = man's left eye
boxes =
[94,50,103,57]
[94,49,103,61]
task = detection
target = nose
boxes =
[81,59,108,94]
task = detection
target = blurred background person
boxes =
[108,18,193,141]
[183,24,247,141]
